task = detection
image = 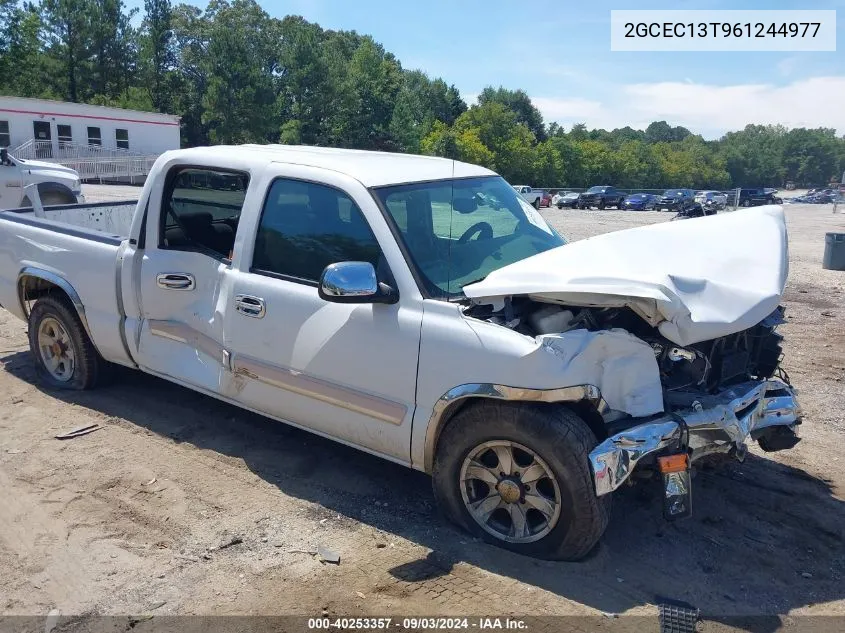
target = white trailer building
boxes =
[0,96,180,182]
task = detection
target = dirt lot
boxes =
[1,186,844,628]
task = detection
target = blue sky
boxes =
[130,0,845,138]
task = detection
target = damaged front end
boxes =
[588,304,802,501]
[464,297,802,517]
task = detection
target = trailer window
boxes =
[160,166,249,261]
[58,125,72,148]
[115,129,129,150]
[87,127,101,146]
[0,121,9,148]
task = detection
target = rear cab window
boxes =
[160,167,249,261]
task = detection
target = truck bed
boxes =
[0,200,140,367]
[0,200,138,240]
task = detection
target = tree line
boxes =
[2,0,843,188]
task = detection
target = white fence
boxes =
[11,139,159,183]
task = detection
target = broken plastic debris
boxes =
[317,544,340,564]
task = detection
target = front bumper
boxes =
[589,379,801,496]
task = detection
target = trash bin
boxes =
[823,232,845,270]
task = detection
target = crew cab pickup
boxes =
[577,185,625,210]
[0,145,802,561]
[512,185,543,209]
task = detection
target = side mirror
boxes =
[318,261,398,304]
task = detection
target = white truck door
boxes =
[0,158,23,209]
[135,166,247,394]
[222,164,422,463]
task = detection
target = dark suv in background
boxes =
[738,188,783,207]
[578,185,625,209]
[656,188,697,212]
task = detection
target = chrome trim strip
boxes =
[148,320,406,426]
[148,319,224,364]
[232,356,406,426]
[589,379,802,497]
[423,383,606,473]
[17,266,106,357]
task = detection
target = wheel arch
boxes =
[17,267,99,354]
[422,383,609,473]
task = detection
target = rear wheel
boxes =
[28,294,105,390]
[533,198,541,210]
[433,401,610,560]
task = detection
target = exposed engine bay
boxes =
[465,297,788,412]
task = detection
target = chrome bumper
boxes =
[589,379,801,497]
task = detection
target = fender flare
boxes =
[16,266,101,355]
[22,181,77,205]
[422,382,608,473]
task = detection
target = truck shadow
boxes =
[4,353,844,626]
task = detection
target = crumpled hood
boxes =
[464,206,789,347]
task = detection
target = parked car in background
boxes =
[540,191,552,208]
[512,185,543,209]
[555,192,581,209]
[0,148,85,209]
[695,190,728,211]
[621,193,659,211]
[738,188,783,207]
[656,189,697,213]
[578,185,625,210]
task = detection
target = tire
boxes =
[556,203,564,209]
[533,198,540,210]
[597,201,605,210]
[432,401,611,561]
[28,294,105,390]
[742,199,751,207]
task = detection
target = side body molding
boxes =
[422,383,607,472]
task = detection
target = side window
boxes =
[161,167,249,260]
[0,121,10,147]
[252,178,381,284]
[87,127,101,146]
[57,124,72,148]
[115,128,129,149]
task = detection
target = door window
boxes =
[160,167,249,260]
[0,121,9,148]
[87,127,101,146]
[252,178,381,284]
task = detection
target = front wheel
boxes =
[433,401,610,560]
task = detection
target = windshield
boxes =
[374,176,565,299]
[586,186,605,193]
[664,189,685,197]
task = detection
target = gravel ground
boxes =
[0,187,843,629]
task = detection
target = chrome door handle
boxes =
[156,272,196,290]
[234,294,266,318]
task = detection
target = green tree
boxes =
[140,0,175,112]
[40,0,94,101]
[478,86,545,141]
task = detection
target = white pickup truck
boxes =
[0,145,802,560]
[0,148,85,209]
[512,185,543,209]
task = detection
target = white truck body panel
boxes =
[0,145,791,478]
[465,206,788,347]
